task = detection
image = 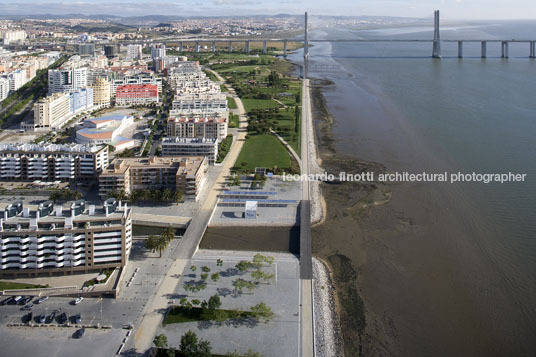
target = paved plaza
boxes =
[157,249,301,356]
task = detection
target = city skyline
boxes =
[1,0,536,20]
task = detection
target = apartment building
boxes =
[110,73,162,96]
[91,77,111,107]
[7,69,27,91]
[151,44,166,60]
[115,84,159,106]
[127,44,143,60]
[161,137,219,164]
[48,66,88,95]
[99,156,207,199]
[0,30,26,45]
[0,77,9,102]
[69,87,94,113]
[172,93,227,111]
[33,92,71,129]
[0,143,108,182]
[0,198,132,275]
[167,116,228,142]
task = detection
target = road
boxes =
[300,77,314,357]
[132,70,249,354]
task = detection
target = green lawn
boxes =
[242,98,280,112]
[227,97,237,109]
[235,134,291,171]
[220,84,228,92]
[203,70,219,82]
[0,281,47,290]
[228,113,239,128]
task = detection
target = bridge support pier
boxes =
[458,41,463,58]
[245,40,250,53]
[501,41,509,58]
[531,41,536,58]
[283,39,287,57]
[432,10,441,58]
[195,41,199,53]
[178,41,183,52]
[481,41,487,58]
[228,41,232,53]
[211,41,216,52]
[263,41,267,54]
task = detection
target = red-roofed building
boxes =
[115,84,159,106]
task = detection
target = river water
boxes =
[289,22,536,356]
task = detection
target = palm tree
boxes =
[161,226,175,243]
[156,235,169,257]
[162,188,173,201]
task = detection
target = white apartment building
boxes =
[127,44,143,60]
[151,44,166,60]
[33,92,71,129]
[48,66,88,95]
[161,137,219,164]
[0,77,9,102]
[0,199,132,275]
[172,93,228,111]
[0,30,26,45]
[167,116,228,142]
[7,69,27,92]
[0,143,108,182]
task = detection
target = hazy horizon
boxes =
[1,0,536,21]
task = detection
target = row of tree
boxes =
[109,188,182,203]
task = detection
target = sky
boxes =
[0,0,535,20]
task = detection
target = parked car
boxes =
[35,296,49,304]
[45,311,56,324]
[58,312,67,324]
[1,297,13,305]
[20,296,33,305]
[74,327,85,339]
[21,304,33,311]
[25,312,33,323]
[38,313,46,323]
[73,297,84,305]
[74,313,81,324]
[12,296,23,304]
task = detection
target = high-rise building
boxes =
[151,44,166,60]
[33,93,71,129]
[0,198,132,275]
[0,30,26,45]
[0,77,9,102]
[69,87,94,113]
[104,44,120,58]
[161,137,219,164]
[78,43,95,56]
[7,69,28,91]
[48,67,88,95]
[91,77,111,107]
[0,143,108,182]
[127,44,143,60]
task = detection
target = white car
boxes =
[73,297,84,305]
[36,296,49,304]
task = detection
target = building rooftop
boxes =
[168,116,227,124]
[0,142,105,154]
[101,156,206,177]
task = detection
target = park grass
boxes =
[242,98,280,112]
[163,306,253,325]
[235,134,291,171]
[203,70,219,82]
[0,281,47,290]
[220,84,228,92]
[227,97,237,109]
[229,113,239,128]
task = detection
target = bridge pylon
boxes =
[432,10,442,58]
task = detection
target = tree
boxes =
[145,235,158,253]
[173,190,183,203]
[214,309,227,323]
[161,226,175,243]
[179,297,187,305]
[202,266,210,273]
[216,259,223,266]
[207,295,221,311]
[162,188,173,201]
[191,299,200,306]
[190,265,197,272]
[179,330,212,357]
[201,273,208,281]
[251,269,275,283]
[155,235,169,257]
[211,273,220,282]
[250,302,274,323]
[153,334,168,349]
